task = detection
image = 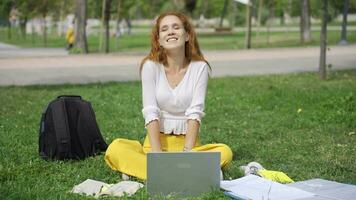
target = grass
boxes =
[0,69,355,199]
[0,26,355,53]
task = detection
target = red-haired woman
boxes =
[105,12,233,180]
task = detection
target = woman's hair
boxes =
[140,11,210,72]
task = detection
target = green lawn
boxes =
[0,27,355,53]
[0,70,355,199]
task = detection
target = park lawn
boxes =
[0,70,355,200]
[0,27,355,53]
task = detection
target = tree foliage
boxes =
[1,0,356,24]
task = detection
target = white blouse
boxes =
[141,60,209,135]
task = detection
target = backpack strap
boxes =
[51,98,71,159]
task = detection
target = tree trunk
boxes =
[58,0,66,37]
[152,0,158,15]
[43,13,47,47]
[230,0,237,29]
[219,0,228,28]
[300,0,311,44]
[116,0,122,49]
[126,17,132,35]
[172,0,184,11]
[269,0,275,22]
[99,0,106,52]
[319,0,328,80]
[103,0,112,53]
[266,0,274,44]
[200,0,208,17]
[256,0,264,38]
[245,4,252,49]
[7,21,12,40]
[99,0,105,52]
[31,22,35,45]
[20,17,27,39]
[75,0,89,54]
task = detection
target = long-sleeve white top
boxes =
[141,59,209,135]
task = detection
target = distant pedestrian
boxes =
[65,21,75,50]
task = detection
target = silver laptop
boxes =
[147,152,221,198]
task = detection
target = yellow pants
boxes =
[104,134,233,180]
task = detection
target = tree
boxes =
[319,0,328,80]
[37,0,50,46]
[99,0,112,53]
[245,3,252,49]
[19,0,60,46]
[56,0,74,37]
[0,0,15,39]
[266,0,275,44]
[115,0,122,49]
[185,0,197,16]
[17,0,33,39]
[219,0,228,27]
[300,0,311,44]
[75,0,88,54]
[256,0,264,38]
[195,0,224,19]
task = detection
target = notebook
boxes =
[147,152,220,198]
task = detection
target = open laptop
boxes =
[147,152,221,198]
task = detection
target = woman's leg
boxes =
[105,135,233,180]
[144,134,233,168]
[143,133,200,152]
[193,143,233,169]
[105,138,147,180]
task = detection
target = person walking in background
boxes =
[65,21,75,50]
[105,11,233,180]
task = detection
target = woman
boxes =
[105,12,233,180]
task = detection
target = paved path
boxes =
[0,44,68,58]
[0,43,355,86]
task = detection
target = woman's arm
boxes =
[184,119,200,151]
[146,120,162,152]
[141,61,162,152]
[184,64,209,151]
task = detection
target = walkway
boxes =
[0,42,355,86]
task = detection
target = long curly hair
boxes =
[140,11,210,72]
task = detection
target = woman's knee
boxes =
[220,144,233,167]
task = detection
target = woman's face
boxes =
[158,15,189,51]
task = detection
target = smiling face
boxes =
[158,15,189,51]
[140,12,207,70]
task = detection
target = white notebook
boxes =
[221,175,315,200]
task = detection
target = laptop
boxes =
[147,152,221,198]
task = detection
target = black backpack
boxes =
[39,95,108,160]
